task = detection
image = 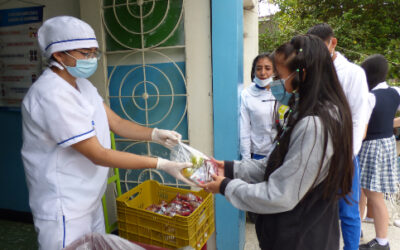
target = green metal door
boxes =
[102,0,189,192]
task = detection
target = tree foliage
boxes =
[259,0,400,83]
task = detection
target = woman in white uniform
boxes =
[21,16,192,250]
[240,53,277,160]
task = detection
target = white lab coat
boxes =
[240,83,277,159]
[334,52,370,155]
[21,68,110,248]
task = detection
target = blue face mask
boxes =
[65,58,98,78]
[254,76,273,88]
[270,73,295,105]
[62,52,98,78]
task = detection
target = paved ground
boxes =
[359,221,400,249]
[244,200,400,250]
[245,221,400,250]
[0,219,37,250]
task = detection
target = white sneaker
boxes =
[394,219,400,228]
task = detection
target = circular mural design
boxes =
[107,50,187,129]
[102,0,183,50]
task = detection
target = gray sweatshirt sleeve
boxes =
[224,116,333,214]
[229,157,269,183]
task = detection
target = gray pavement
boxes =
[357,199,400,249]
[245,222,400,249]
[359,221,400,250]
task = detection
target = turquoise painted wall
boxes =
[0,110,31,212]
[212,0,245,249]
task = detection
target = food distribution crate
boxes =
[117,180,214,249]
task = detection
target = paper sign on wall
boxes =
[0,6,43,108]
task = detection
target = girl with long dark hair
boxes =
[203,35,354,250]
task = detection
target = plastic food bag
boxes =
[170,142,217,185]
[64,232,145,250]
[145,193,203,217]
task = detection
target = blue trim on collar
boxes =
[45,38,97,51]
[254,84,265,90]
[57,128,95,145]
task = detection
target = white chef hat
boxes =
[38,16,98,59]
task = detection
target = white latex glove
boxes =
[156,158,196,186]
[151,128,182,149]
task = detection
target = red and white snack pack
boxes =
[145,193,203,217]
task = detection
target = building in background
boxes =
[0,1,260,249]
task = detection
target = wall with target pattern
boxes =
[102,0,188,192]
[103,0,184,50]
[107,60,188,191]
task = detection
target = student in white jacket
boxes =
[240,53,277,160]
[21,16,192,250]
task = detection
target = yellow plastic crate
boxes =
[117,180,215,249]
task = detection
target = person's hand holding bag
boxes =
[151,128,182,149]
[209,158,224,176]
[200,174,225,194]
[156,158,196,185]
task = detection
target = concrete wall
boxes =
[243,0,259,88]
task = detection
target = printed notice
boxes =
[0,6,43,108]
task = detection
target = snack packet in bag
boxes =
[170,142,217,185]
